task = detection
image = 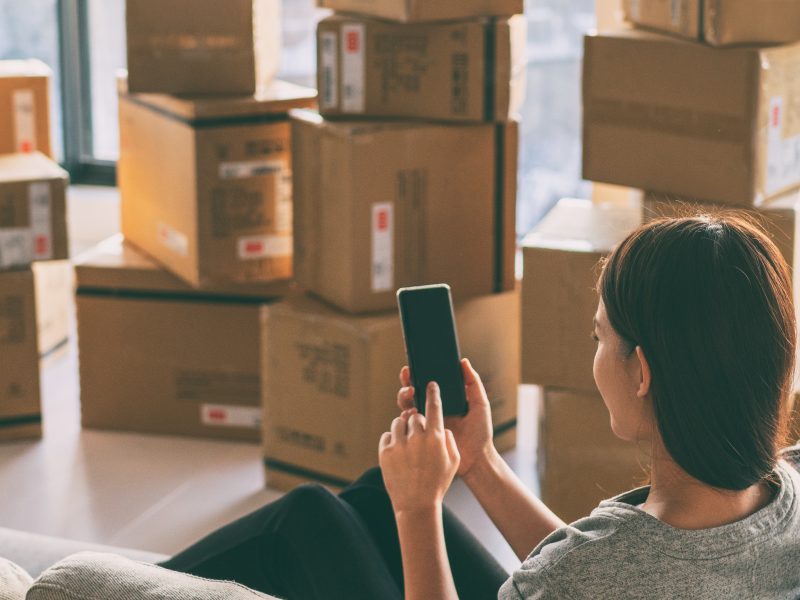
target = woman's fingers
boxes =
[391,415,408,440]
[399,366,412,387]
[396,385,415,410]
[379,431,392,450]
[407,412,426,435]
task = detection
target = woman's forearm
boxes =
[395,506,459,600]
[463,447,566,560]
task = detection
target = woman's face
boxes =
[592,299,653,443]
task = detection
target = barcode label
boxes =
[371,202,394,293]
[320,31,339,110]
[237,234,292,260]
[200,404,262,429]
[12,89,37,153]
[341,24,365,113]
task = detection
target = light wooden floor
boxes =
[0,185,541,573]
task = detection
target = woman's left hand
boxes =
[379,382,461,515]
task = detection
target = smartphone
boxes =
[396,284,468,417]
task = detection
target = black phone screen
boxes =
[397,284,468,416]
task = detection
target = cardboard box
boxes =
[521,198,642,392]
[32,260,72,358]
[126,0,281,95]
[317,15,526,122]
[118,80,317,288]
[539,387,649,523]
[316,0,523,23]
[583,30,800,207]
[292,110,518,313]
[0,60,52,158]
[0,269,42,443]
[75,236,289,441]
[623,0,800,47]
[262,290,520,490]
[0,152,69,268]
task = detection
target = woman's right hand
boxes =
[397,358,495,478]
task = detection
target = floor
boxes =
[0,185,541,573]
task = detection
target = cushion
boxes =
[0,558,33,600]
[27,552,282,600]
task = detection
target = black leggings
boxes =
[160,467,509,599]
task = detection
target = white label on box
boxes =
[670,0,683,27]
[219,159,283,180]
[767,96,800,196]
[29,182,52,260]
[237,234,292,260]
[200,404,262,429]
[320,31,339,110]
[628,0,641,20]
[371,202,394,293]
[157,222,189,257]
[12,89,37,153]
[0,229,33,268]
[341,23,365,114]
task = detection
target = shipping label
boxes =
[200,404,262,429]
[371,202,394,293]
[766,96,800,196]
[341,23,365,113]
[237,234,292,260]
[157,222,189,256]
[12,89,37,153]
[320,31,339,110]
[219,159,283,180]
[29,182,52,260]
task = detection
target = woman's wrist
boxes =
[461,444,503,489]
[394,502,443,522]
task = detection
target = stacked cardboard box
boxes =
[521,198,647,520]
[0,60,53,158]
[262,1,526,490]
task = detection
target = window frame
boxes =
[57,0,116,185]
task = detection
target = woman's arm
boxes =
[463,447,566,561]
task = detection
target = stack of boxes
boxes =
[0,61,71,442]
[75,0,316,441]
[260,0,527,490]
[523,2,800,521]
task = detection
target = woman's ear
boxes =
[634,346,651,398]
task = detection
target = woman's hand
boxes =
[379,382,460,514]
[397,359,495,478]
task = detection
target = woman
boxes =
[162,214,800,598]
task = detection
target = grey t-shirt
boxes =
[499,456,800,599]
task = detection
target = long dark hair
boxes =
[599,214,796,490]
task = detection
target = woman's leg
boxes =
[340,467,510,600]
[160,484,402,600]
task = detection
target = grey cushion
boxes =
[28,552,281,600]
[0,527,167,578]
[0,558,32,600]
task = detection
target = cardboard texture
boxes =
[291,110,518,313]
[126,0,281,95]
[118,80,317,288]
[316,0,523,23]
[32,260,72,358]
[521,198,642,392]
[0,269,41,443]
[623,0,800,47]
[0,152,69,269]
[583,30,800,207]
[317,15,526,122]
[261,290,520,490]
[75,238,288,441]
[0,60,52,158]
[539,388,649,523]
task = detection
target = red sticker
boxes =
[773,105,781,128]
[207,409,227,422]
[376,209,389,231]
[244,240,264,255]
[346,30,360,53]
[35,235,48,256]
[20,140,33,153]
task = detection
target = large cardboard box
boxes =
[262,290,520,490]
[539,388,649,523]
[521,198,642,392]
[118,80,317,288]
[316,0,523,23]
[292,110,518,313]
[317,16,526,122]
[583,30,800,207]
[126,0,281,95]
[32,260,72,358]
[622,0,800,47]
[0,60,52,158]
[76,236,289,441]
[0,269,41,443]
[0,152,69,268]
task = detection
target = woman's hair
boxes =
[598,212,796,490]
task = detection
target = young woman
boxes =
[162,214,800,598]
